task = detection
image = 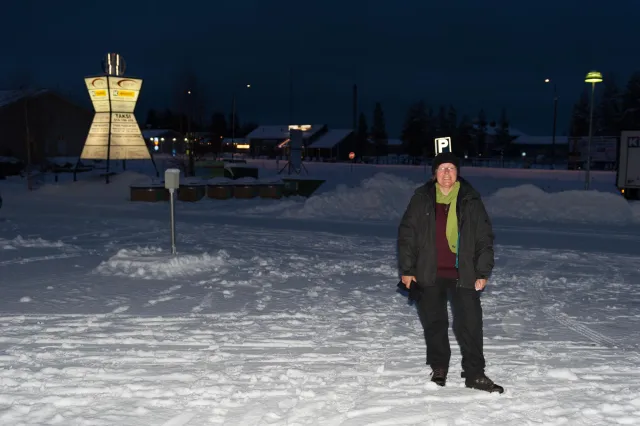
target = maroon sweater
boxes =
[435,202,458,279]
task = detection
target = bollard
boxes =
[164,169,180,255]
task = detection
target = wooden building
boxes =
[0,89,92,164]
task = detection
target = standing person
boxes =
[397,152,503,393]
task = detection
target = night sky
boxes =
[3,0,639,136]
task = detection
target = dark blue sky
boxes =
[3,0,639,136]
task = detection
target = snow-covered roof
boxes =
[0,89,50,109]
[387,138,403,146]
[512,136,569,145]
[307,129,353,149]
[246,125,326,140]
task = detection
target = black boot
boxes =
[464,372,504,394]
[430,367,448,387]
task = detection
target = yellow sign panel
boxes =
[94,90,107,97]
[115,90,135,97]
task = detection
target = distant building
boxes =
[246,124,327,158]
[307,129,355,160]
[386,138,404,156]
[0,89,93,163]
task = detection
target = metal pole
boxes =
[231,93,236,160]
[585,82,595,190]
[106,76,113,184]
[552,84,557,169]
[169,188,176,255]
[231,93,236,143]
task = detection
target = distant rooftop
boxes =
[307,129,353,149]
[0,89,50,109]
[246,125,326,140]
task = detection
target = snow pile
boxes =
[631,202,640,222]
[485,184,638,224]
[94,246,234,279]
[264,173,637,225]
[0,236,67,250]
[284,173,419,220]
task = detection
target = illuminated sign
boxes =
[81,74,150,160]
[434,137,452,154]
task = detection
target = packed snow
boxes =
[1,158,639,425]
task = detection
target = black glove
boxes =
[397,281,423,302]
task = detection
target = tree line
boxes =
[569,71,640,137]
[141,70,640,160]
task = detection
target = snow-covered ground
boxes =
[1,159,639,425]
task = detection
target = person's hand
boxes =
[475,279,487,291]
[401,275,416,289]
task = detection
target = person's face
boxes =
[435,163,457,189]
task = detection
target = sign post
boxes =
[80,53,154,184]
[164,168,180,255]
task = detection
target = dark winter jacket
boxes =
[397,177,494,289]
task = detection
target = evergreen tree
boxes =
[621,71,640,130]
[435,105,448,138]
[240,122,258,138]
[456,115,474,157]
[597,73,622,136]
[569,89,590,137]
[210,112,227,153]
[447,105,458,138]
[401,101,428,160]
[145,109,159,129]
[495,108,511,148]
[355,112,369,159]
[371,102,388,161]
[475,109,488,156]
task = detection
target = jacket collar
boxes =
[415,176,480,201]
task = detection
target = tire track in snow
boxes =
[0,253,83,266]
[530,265,624,350]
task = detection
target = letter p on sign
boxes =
[434,137,452,154]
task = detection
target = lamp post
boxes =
[544,78,558,169]
[186,90,194,176]
[231,84,251,160]
[231,84,251,143]
[584,71,603,190]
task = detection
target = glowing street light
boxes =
[584,70,603,190]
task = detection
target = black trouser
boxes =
[416,276,485,377]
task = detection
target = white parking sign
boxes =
[434,137,452,154]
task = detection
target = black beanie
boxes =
[432,152,460,176]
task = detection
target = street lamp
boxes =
[186,89,195,176]
[584,70,603,190]
[231,84,251,144]
[230,84,251,160]
[544,78,558,169]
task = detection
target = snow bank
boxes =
[265,173,639,225]
[284,173,419,220]
[485,184,638,225]
[94,246,234,280]
[0,236,67,250]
